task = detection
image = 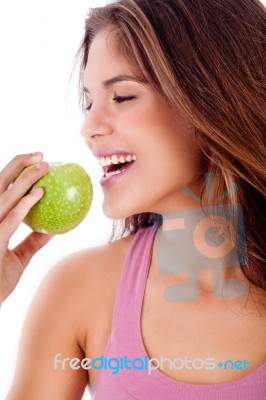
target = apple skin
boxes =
[22,162,93,234]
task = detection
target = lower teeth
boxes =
[105,168,126,177]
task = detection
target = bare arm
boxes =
[6,256,90,400]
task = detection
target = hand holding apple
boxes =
[0,153,54,304]
[0,154,93,304]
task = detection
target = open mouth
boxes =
[98,154,137,177]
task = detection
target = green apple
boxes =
[21,162,93,234]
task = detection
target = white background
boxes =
[0,1,111,399]
[0,0,265,399]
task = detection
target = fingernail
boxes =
[35,162,45,170]
[32,186,44,196]
[30,152,43,157]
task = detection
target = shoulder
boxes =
[28,232,136,341]
[45,232,136,295]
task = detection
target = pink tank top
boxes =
[90,223,266,399]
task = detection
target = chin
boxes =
[102,200,145,221]
[102,204,130,220]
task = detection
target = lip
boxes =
[100,159,135,188]
[92,148,136,159]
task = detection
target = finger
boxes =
[0,240,8,264]
[0,161,49,222]
[0,186,44,241]
[0,152,43,194]
[12,231,54,270]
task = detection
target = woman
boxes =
[3,0,266,398]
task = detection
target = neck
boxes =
[153,203,249,303]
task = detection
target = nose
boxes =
[80,104,113,145]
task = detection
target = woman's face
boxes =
[81,29,205,219]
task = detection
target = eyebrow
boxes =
[83,74,144,93]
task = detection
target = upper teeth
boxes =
[97,154,137,167]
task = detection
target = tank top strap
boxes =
[111,223,159,350]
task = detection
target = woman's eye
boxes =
[112,96,136,103]
[83,96,136,113]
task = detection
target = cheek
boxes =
[150,131,203,186]
[167,118,202,166]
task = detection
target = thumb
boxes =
[12,231,54,270]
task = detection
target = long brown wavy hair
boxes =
[77,0,266,293]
